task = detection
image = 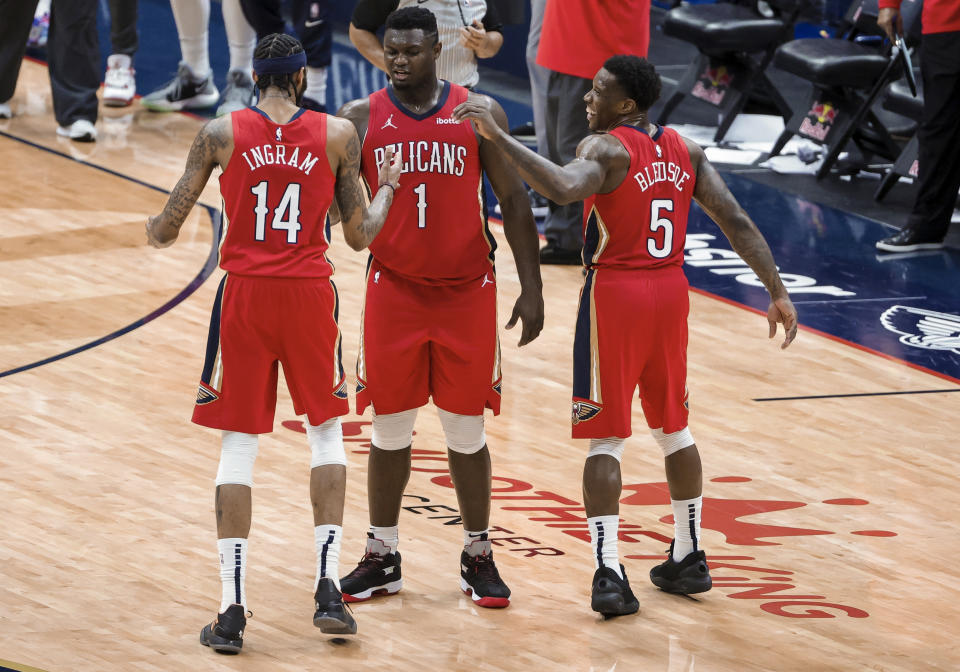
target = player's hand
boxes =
[145,215,178,248]
[459,20,487,53]
[767,295,798,349]
[878,7,902,42]
[452,99,500,140]
[506,289,544,347]
[378,145,402,191]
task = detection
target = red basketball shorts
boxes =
[572,266,690,439]
[356,259,501,416]
[192,274,349,434]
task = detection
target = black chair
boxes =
[874,77,923,200]
[766,0,922,179]
[657,0,800,142]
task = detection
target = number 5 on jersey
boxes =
[649,198,674,258]
[251,181,303,244]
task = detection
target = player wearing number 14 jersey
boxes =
[335,7,543,610]
[146,34,402,652]
[453,55,799,617]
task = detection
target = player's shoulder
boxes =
[336,96,372,122]
[577,132,628,162]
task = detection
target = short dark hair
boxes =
[384,6,439,44]
[254,33,304,94]
[603,55,661,113]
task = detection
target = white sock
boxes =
[171,0,210,79]
[217,537,247,612]
[671,496,703,561]
[222,0,256,78]
[464,529,491,557]
[314,524,342,591]
[587,515,622,578]
[304,66,328,104]
[368,525,399,554]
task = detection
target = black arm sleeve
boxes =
[481,1,503,32]
[350,0,400,32]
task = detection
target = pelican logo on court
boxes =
[880,305,960,354]
[196,384,219,405]
[571,399,602,424]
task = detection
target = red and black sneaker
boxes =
[460,550,511,608]
[340,546,402,603]
[200,604,247,654]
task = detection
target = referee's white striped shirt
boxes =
[398,0,488,88]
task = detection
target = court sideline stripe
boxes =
[755,389,960,402]
[0,131,220,379]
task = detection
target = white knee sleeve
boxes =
[437,409,486,454]
[651,427,695,457]
[371,408,418,451]
[216,431,259,487]
[587,437,625,463]
[306,417,345,468]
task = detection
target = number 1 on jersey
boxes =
[414,182,427,228]
[251,181,302,244]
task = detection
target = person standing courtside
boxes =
[454,55,798,616]
[336,7,543,609]
[146,34,402,652]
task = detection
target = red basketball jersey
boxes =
[361,82,494,284]
[583,125,695,270]
[218,107,336,278]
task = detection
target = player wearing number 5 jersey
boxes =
[146,34,401,653]
[335,6,543,609]
[453,55,798,617]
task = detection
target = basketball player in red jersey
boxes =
[145,34,401,652]
[454,55,798,616]
[335,6,544,609]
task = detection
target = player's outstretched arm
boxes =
[685,138,798,349]
[146,116,231,248]
[474,94,544,346]
[452,97,612,205]
[329,116,400,251]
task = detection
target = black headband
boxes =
[253,51,306,76]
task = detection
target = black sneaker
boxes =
[591,565,639,617]
[216,69,256,116]
[876,227,945,253]
[649,541,712,595]
[313,577,357,635]
[460,550,511,608]
[199,604,246,654]
[340,539,402,603]
[539,242,583,265]
[142,62,219,112]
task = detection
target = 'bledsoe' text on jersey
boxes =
[633,159,692,193]
[372,141,468,176]
[239,144,322,175]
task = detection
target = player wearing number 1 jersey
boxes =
[335,7,543,610]
[146,34,401,652]
[454,55,798,617]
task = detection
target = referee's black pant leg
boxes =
[292,0,332,69]
[240,0,285,40]
[906,31,960,240]
[0,0,39,104]
[48,0,99,126]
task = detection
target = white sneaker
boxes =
[0,101,11,119]
[103,54,136,107]
[57,119,97,142]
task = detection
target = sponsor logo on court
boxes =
[880,305,960,354]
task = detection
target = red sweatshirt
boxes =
[879,0,960,34]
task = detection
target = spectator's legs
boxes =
[526,0,549,157]
[104,0,138,106]
[109,0,138,57]
[0,0,38,111]
[171,0,211,78]
[905,32,960,241]
[48,0,99,128]
[218,0,256,115]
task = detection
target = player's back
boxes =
[219,107,336,278]
[361,82,495,285]
[583,124,695,271]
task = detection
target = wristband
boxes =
[378,182,396,193]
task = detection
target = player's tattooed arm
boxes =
[474,94,544,346]
[686,138,798,348]
[331,116,400,250]
[146,116,232,248]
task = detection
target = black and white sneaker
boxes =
[649,541,712,595]
[460,550,511,608]
[199,604,246,654]
[313,578,357,635]
[591,565,639,617]
[340,539,402,603]
[876,227,945,253]
[216,69,256,117]
[142,62,219,112]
